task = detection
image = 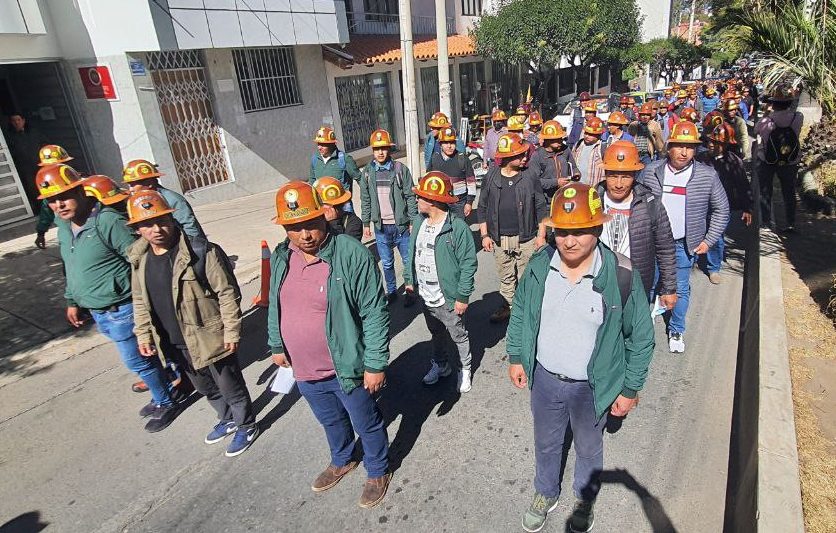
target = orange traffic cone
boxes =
[252,240,271,308]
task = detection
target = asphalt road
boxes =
[0,227,745,533]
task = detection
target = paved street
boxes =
[0,187,746,533]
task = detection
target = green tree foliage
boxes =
[626,37,707,85]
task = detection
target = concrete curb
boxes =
[757,228,805,532]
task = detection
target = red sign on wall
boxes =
[78,65,118,101]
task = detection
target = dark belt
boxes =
[541,365,588,383]
[91,299,131,313]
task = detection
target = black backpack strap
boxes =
[614,252,633,308]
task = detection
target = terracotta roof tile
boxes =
[325,34,477,68]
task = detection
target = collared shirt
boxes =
[536,247,604,380]
[373,159,393,172]
[662,162,692,240]
[279,243,335,382]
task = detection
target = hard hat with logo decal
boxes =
[427,111,450,129]
[723,98,739,111]
[123,159,163,183]
[437,126,458,143]
[707,122,738,145]
[514,106,529,117]
[494,133,528,160]
[412,171,457,204]
[545,183,610,229]
[35,164,84,200]
[658,99,670,110]
[679,107,699,123]
[83,175,129,206]
[369,129,396,149]
[314,126,337,144]
[491,109,508,122]
[38,144,73,167]
[602,140,645,172]
[702,110,725,132]
[583,116,605,136]
[607,111,629,126]
[539,120,567,141]
[639,102,654,116]
[677,89,688,99]
[705,87,717,97]
[506,115,525,132]
[313,176,351,206]
[663,88,673,98]
[126,189,175,225]
[667,121,702,144]
[582,100,598,113]
[528,111,543,126]
[273,181,324,225]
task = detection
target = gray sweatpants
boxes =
[423,303,471,372]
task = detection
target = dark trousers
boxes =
[171,348,255,429]
[297,376,389,478]
[758,162,798,227]
[531,363,605,502]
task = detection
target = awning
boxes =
[323,34,477,68]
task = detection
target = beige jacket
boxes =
[129,233,241,370]
[628,120,665,158]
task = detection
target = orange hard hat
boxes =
[619,95,631,105]
[658,99,670,108]
[583,116,605,136]
[35,164,85,200]
[126,189,175,225]
[582,101,598,113]
[545,183,609,229]
[491,109,508,122]
[427,111,450,129]
[667,121,702,144]
[314,126,337,144]
[723,99,739,111]
[628,96,636,105]
[677,89,688,99]
[663,89,673,97]
[38,144,73,167]
[707,123,738,145]
[370,129,396,149]
[412,171,458,204]
[274,181,324,225]
[313,176,351,205]
[123,159,162,183]
[679,107,699,123]
[494,133,529,160]
[607,111,629,126]
[83,175,129,206]
[639,102,654,115]
[515,106,529,116]
[602,140,644,172]
[703,110,725,132]
[437,126,458,143]
[528,111,543,126]
[579,91,592,101]
[506,115,525,132]
[539,120,567,141]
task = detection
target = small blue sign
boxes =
[129,59,146,76]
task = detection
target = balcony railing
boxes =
[348,13,455,35]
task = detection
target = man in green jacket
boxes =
[359,129,418,305]
[268,181,392,508]
[308,126,361,214]
[507,183,655,533]
[127,190,257,457]
[36,164,178,432]
[403,172,478,393]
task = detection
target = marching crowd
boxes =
[12,72,804,532]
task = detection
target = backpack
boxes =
[764,114,800,166]
[311,151,347,185]
[187,236,242,303]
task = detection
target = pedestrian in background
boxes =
[6,112,47,212]
[572,117,606,187]
[526,112,543,146]
[424,112,466,171]
[723,99,751,161]
[529,120,579,200]
[427,126,476,220]
[629,103,664,165]
[313,176,363,241]
[483,110,508,164]
[308,127,361,213]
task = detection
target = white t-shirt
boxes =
[602,194,633,257]
[415,215,446,308]
[662,163,691,240]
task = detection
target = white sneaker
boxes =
[668,332,685,353]
[422,360,451,385]
[458,369,472,393]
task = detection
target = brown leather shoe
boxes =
[311,462,359,492]
[358,473,392,509]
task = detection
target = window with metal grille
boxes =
[461,0,481,16]
[232,47,302,112]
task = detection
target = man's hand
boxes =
[463,204,473,217]
[454,301,468,315]
[322,205,339,222]
[66,306,86,328]
[404,284,413,293]
[224,342,239,353]
[363,227,372,239]
[35,233,46,249]
[660,293,678,310]
[741,211,753,226]
[508,363,527,389]
[557,177,571,188]
[482,236,494,252]
[535,235,547,249]
[693,241,709,255]
[139,343,158,357]
[610,394,639,417]
[272,352,290,367]
[364,371,385,393]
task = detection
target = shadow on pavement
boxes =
[0,511,49,533]
[462,291,507,373]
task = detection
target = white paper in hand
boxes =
[270,366,296,394]
[651,296,666,318]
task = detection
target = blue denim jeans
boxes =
[706,234,725,274]
[531,363,605,501]
[374,224,411,295]
[668,240,697,334]
[91,303,173,407]
[297,376,389,478]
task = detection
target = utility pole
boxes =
[687,0,696,43]
[436,0,451,118]
[399,0,421,180]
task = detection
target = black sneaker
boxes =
[144,404,182,433]
[569,499,595,532]
[139,401,158,418]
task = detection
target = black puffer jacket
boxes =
[597,182,677,298]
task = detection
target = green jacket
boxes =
[359,160,417,231]
[403,213,477,311]
[267,233,390,393]
[128,233,241,370]
[307,150,361,189]
[36,200,55,235]
[507,243,655,417]
[58,206,136,310]
[157,186,206,240]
